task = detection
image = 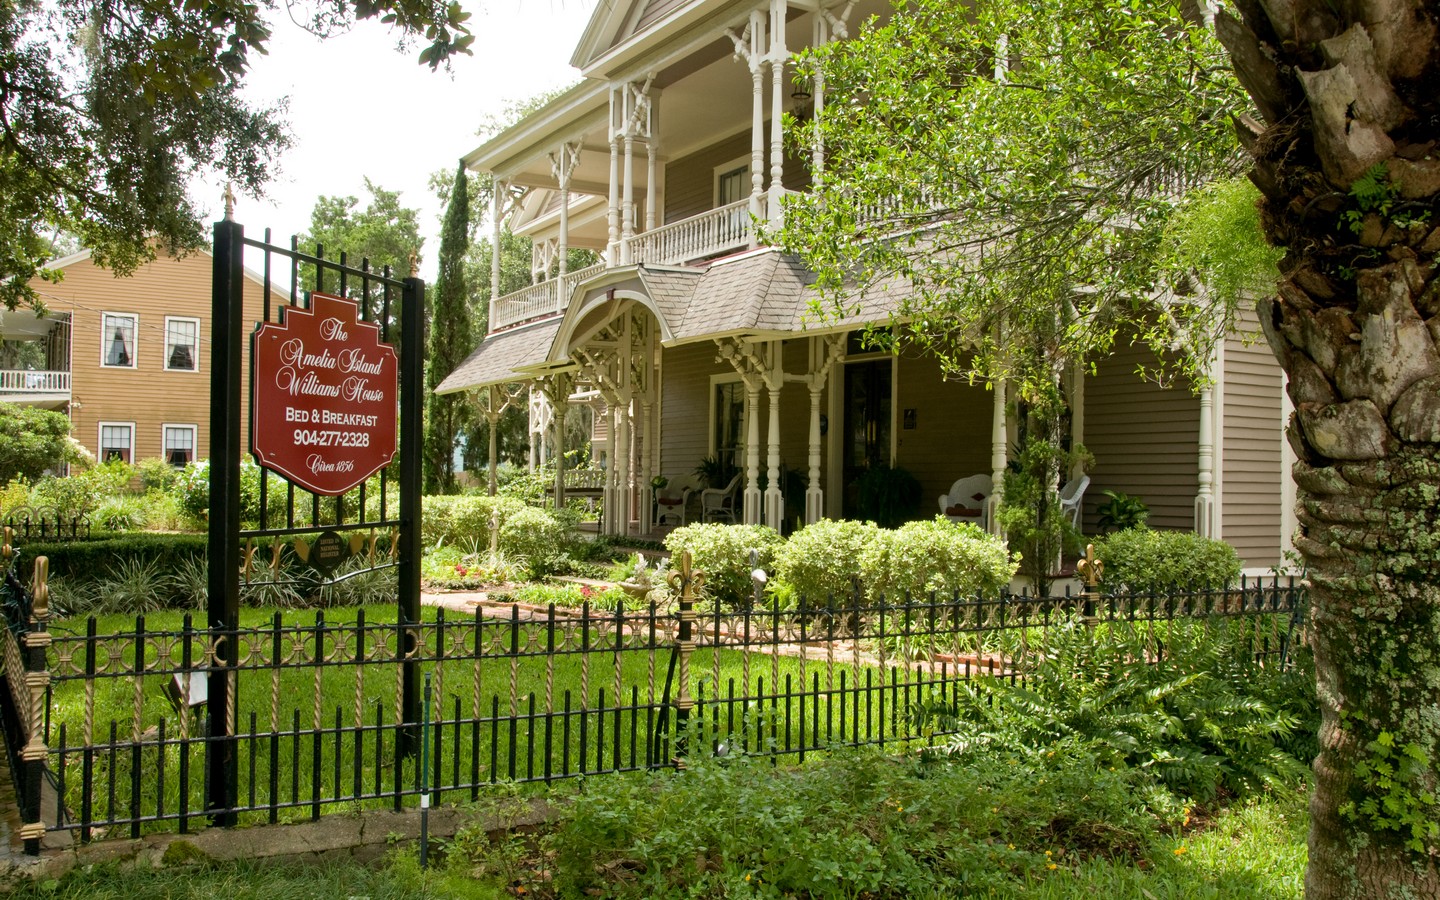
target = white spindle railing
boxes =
[0,370,70,394]
[629,198,753,266]
[489,263,607,332]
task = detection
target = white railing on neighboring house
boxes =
[629,198,754,267]
[489,262,606,332]
[0,370,70,394]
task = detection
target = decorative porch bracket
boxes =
[536,372,576,512]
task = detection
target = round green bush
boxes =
[498,505,578,578]
[773,518,880,608]
[1094,527,1243,594]
[421,494,528,549]
[860,516,1017,601]
[664,523,783,609]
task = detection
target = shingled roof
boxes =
[434,318,562,395]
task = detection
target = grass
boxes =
[44,603,922,835]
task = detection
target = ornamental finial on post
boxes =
[223,182,236,221]
[1076,543,1103,589]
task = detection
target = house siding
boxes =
[42,252,275,466]
[658,342,719,477]
[1082,342,1199,532]
[1220,313,1284,569]
[893,353,992,513]
[664,131,812,225]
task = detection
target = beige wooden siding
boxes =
[43,252,276,466]
[1083,342,1199,532]
[658,342,720,477]
[1220,315,1284,568]
[664,131,812,224]
[634,0,689,35]
[894,353,992,511]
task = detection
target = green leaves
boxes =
[782,0,1249,392]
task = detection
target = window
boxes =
[165,318,199,371]
[717,165,749,206]
[99,422,134,464]
[711,379,744,484]
[101,313,137,368]
[163,425,197,466]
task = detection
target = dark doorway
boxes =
[842,359,892,516]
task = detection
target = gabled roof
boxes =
[435,318,565,394]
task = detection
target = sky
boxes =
[195,0,597,283]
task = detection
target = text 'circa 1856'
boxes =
[251,292,399,495]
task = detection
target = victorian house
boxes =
[438,0,1295,570]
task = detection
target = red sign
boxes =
[251,292,398,495]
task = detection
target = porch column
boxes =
[1070,360,1086,479]
[763,341,784,529]
[747,11,767,230]
[604,401,620,534]
[490,179,503,326]
[766,0,787,225]
[639,398,654,533]
[804,335,843,524]
[621,130,636,263]
[616,402,632,535]
[551,393,568,512]
[550,143,580,281]
[1195,372,1216,538]
[744,383,762,524]
[988,379,1007,535]
[607,89,620,261]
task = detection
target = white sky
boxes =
[195,0,596,283]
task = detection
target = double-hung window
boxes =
[102,313,137,368]
[165,317,200,371]
[99,422,134,464]
[163,424,197,467]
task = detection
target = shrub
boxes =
[1095,527,1242,594]
[92,495,148,532]
[173,460,210,522]
[0,477,31,518]
[860,516,1017,601]
[32,459,136,517]
[498,505,578,577]
[421,494,527,549]
[136,457,180,492]
[772,518,879,608]
[24,532,208,585]
[664,523,783,609]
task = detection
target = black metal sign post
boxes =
[398,275,425,757]
[207,218,244,824]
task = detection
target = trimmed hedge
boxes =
[664,523,783,609]
[19,532,208,581]
[859,516,1018,601]
[1094,528,1243,594]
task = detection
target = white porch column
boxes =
[763,341,784,529]
[550,144,580,280]
[1195,373,1216,538]
[489,179,503,327]
[767,0,788,225]
[746,11,767,230]
[639,398,654,533]
[804,335,843,524]
[621,130,636,263]
[744,384,762,524]
[604,401,620,534]
[988,379,1007,535]
[607,88,620,261]
[617,402,632,535]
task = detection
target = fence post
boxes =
[19,555,51,854]
[1076,543,1103,627]
[397,275,425,757]
[665,550,704,768]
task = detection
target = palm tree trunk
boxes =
[1217,2,1440,896]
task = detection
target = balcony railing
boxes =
[489,262,606,332]
[487,197,761,333]
[0,370,70,394]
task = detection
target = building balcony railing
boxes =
[489,263,607,332]
[629,197,754,267]
[0,370,70,395]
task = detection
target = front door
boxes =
[842,359,892,516]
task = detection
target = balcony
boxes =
[489,198,761,332]
[0,369,71,405]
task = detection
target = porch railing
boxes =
[7,573,1304,845]
[629,198,753,267]
[489,263,606,332]
[0,370,70,394]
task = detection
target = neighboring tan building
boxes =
[438,0,1296,571]
[4,249,280,469]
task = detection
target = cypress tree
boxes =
[423,163,473,494]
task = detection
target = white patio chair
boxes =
[1058,474,1090,528]
[655,474,701,526]
[700,472,742,523]
[939,474,993,531]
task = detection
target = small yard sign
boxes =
[251,291,398,495]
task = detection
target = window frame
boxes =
[163,316,201,373]
[707,373,745,483]
[100,312,138,369]
[98,421,135,464]
[162,423,198,468]
[713,156,752,208]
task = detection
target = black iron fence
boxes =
[0,544,1305,848]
